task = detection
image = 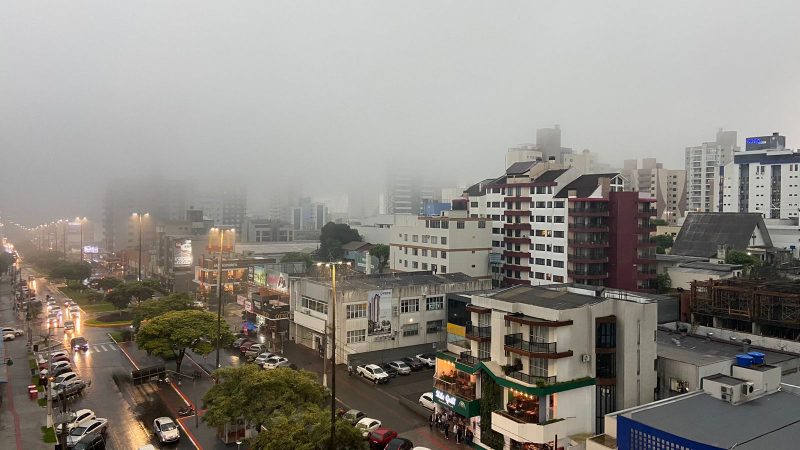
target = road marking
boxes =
[98,344,109,352]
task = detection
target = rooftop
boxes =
[307,271,478,290]
[656,329,798,367]
[486,285,607,310]
[624,389,800,449]
[506,161,537,176]
[671,212,773,258]
[533,169,568,183]
[704,373,746,386]
[554,173,620,198]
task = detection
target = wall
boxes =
[608,192,639,291]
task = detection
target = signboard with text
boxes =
[367,289,393,336]
[173,238,193,267]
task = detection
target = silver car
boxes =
[67,418,108,447]
[388,360,412,375]
[153,417,180,443]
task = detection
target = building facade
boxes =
[241,217,294,243]
[684,129,738,213]
[622,158,687,223]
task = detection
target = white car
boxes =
[56,408,96,433]
[53,371,79,387]
[1,327,24,336]
[67,418,108,447]
[254,352,277,366]
[355,417,382,438]
[415,353,436,368]
[419,392,435,410]
[153,417,180,443]
[41,360,72,377]
[3,332,14,341]
[263,356,290,370]
[69,306,81,317]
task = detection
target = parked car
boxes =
[400,357,423,372]
[388,361,412,375]
[379,363,398,378]
[239,341,259,353]
[244,343,268,358]
[342,409,366,425]
[263,356,290,370]
[356,418,382,438]
[3,332,15,341]
[357,364,390,384]
[231,337,252,349]
[41,360,72,377]
[51,364,74,378]
[72,433,105,450]
[50,379,87,399]
[384,438,414,450]
[368,428,397,449]
[39,354,71,369]
[418,392,435,410]
[254,352,277,366]
[71,337,89,351]
[1,326,24,336]
[67,418,108,447]
[153,417,180,443]
[415,354,436,368]
[53,371,79,386]
[56,409,96,433]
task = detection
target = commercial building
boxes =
[240,217,294,243]
[589,359,799,450]
[622,158,687,223]
[655,255,743,290]
[717,132,800,219]
[462,177,507,286]
[290,272,490,365]
[436,284,659,449]
[389,205,492,279]
[685,129,738,213]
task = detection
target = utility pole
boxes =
[214,228,233,373]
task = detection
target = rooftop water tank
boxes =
[747,351,765,365]
[736,354,754,367]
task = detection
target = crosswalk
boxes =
[86,342,118,353]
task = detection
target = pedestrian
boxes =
[444,422,449,440]
[454,422,460,443]
[465,428,473,445]
[429,413,434,431]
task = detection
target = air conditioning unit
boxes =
[742,382,755,396]
[581,354,591,363]
[720,386,730,394]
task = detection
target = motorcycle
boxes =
[177,406,195,417]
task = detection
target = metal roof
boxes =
[554,173,620,198]
[534,169,568,183]
[487,285,607,310]
[656,329,798,367]
[505,161,537,175]
[671,212,772,258]
[311,271,479,290]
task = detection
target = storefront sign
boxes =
[434,389,457,408]
[237,295,246,306]
[433,389,481,417]
[244,300,253,312]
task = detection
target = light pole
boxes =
[316,260,351,450]
[132,213,149,281]
[212,227,235,373]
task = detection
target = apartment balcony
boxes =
[504,333,572,359]
[505,210,531,217]
[504,237,530,244]
[568,254,609,264]
[568,269,608,280]
[503,263,531,272]
[504,196,532,203]
[506,370,557,386]
[503,250,530,259]
[568,223,610,232]
[503,223,532,230]
[637,271,658,280]
[491,411,573,445]
[457,351,492,368]
[466,324,492,342]
[568,207,609,217]
[636,209,656,218]
[568,239,609,248]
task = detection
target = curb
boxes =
[84,321,131,328]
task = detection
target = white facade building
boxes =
[685,129,738,212]
[389,209,492,279]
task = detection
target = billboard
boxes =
[266,270,288,292]
[367,289,393,336]
[253,265,267,287]
[82,245,99,254]
[173,239,193,268]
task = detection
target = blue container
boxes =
[748,351,765,365]
[736,354,754,367]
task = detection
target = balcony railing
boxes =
[507,370,557,386]
[466,324,492,341]
[504,333,557,354]
[458,352,491,368]
[434,377,477,401]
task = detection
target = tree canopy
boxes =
[131,293,199,330]
[281,252,313,270]
[251,405,367,450]
[370,244,389,273]
[651,234,674,255]
[203,365,328,429]
[136,309,233,373]
[96,277,123,290]
[318,223,361,261]
[49,261,92,281]
[106,280,164,311]
[725,250,760,266]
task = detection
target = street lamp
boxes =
[212,227,235,374]
[132,213,149,281]
[316,260,351,450]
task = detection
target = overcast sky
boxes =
[2,1,800,225]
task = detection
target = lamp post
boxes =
[213,227,235,373]
[132,213,149,281]
[316,261,351,450]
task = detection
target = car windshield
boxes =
[396,362,407,367]
[70,426,87,436]
[74,338,87,345]
[372,367,385,374]
[160,422,177,431]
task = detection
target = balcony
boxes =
[458,352,491,368]
[636,209,656,218]
[503,223,532,230]
[504,196,532,203]
[505,210,531,217]
[568,207,609,217]
[569,222,609,232]
[503,250,530,259]
[568,239,609,248]
[504,333,572,358]
[503,263,531,272]
[434,376,477,401]
[466,324,492,342]
[491,411,572,444]
[568,253,609,264]
[506,370,557,386]
[568,270,608,280]
[504,236,530,244]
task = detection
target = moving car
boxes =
[342,409,366,425]
[384,438,414,450]
[367,428,397,449]
[399,357,423,372]
[253,352,277,366]
[67,418,108,447]
[356,364,390,384]
[355,418,382,438]
[418,392,435,411]
[56,409,96,433]
[3,332,15,341]
[153,417,180,443]
[71,337,89,351]
[388,361,412,375]
[263,356,290,370]
[64,320,75,332]
[415,354,436,368]
[1,326,24,336]
[69,305,81,318]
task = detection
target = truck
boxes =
[356,364,390,384]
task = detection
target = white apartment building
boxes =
[717,133,800,219]
[434,284,658,449]
[290,272,490,364]
[463,177,508,286]
[685,129,738,212]
[623,158,687,223]
[389,208,492,279]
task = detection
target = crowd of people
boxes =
[429,410,474,444]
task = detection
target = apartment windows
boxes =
[422,235,429,243]
[422,263,428,270]
[535,201,546,208]
[553,245,564,253]
[441,221,449,229]
[426,320,443,334]
[535,215,546,222]
[534,244,546,251]
[430,220,441,229]
[412,248,418,256]
[553,230,564,238]
[402,323,419,337]
[422,249,428,257]
[346,303,367,319]
[412,235,419,243]
[441,237,448,245]
[431,250,438,258]
[300,296,328,315]
[553,216,564,224]
[478,221,486,228]
[346,329,366,344]
[441,251,447,258]
[471,202,479,207]
[534,258,545,265]
[552,260,564,268]
[412,261,419,269]
[431,236,438,244]
[404,260,408,268]
[404,234,408,241]
[529,357,548,378]
[426,296,444,311]
[457,221,465,229]
[441,265,447,273]
[431,263,438,272]
[534,272,545,280]
[400,299,420,313]
[404,247,408,254]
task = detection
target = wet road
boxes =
[31,274,195,450]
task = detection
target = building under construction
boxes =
[690,279,800,340]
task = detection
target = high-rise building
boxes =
[384,169,437,215]
[685,129,739,212]
[536,124,573,160]
[191,182,247,233]
[622,158,687,223]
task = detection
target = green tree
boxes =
[131,293,199,330]
[369,244,390,273]
[725,250,760,266]
[651,234,674,254]
[106,281,159,312]
[251,405,366,450]
[49,261,91,281]
[96,277,123,290]
[651,218,669,226]
[281,252,313,270]
[318,223,361,261]
[136,309,232,373]
[204,365,328,430]
[655,273,672,293]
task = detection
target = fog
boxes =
[2,1,800,224]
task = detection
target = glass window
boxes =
[441,237,448,245]
[457,221,465,229]
[426,320,443,334]
[400,298,419,313]
[346,303,367,319]
[402,323,419,337]
[426,296,444,310]
[347,329,366,343]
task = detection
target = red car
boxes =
[238,341,257,353]
[368,428,397,449]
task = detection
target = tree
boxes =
[651,234,674,255]
[251,405,367,450]
[651,218,669,227]
[370,244,389,273]
[203,365,328,430]
[136,309,232,374]
[131,293,199,330]
[725,250,760,266]
[49,261,91,281]
[96,277,123,290]
[655,273,672,293]
[105,281,159,313]
[281,252,313,270]
[318,223,361,261]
